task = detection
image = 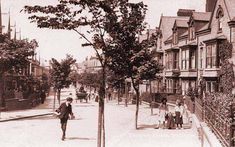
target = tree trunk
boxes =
[98,67,106,147]
[131,78,140,129]
[89,86,92,101]
[125,81,128,107]
[150,80,153,115]
[0,74,5,108]
[102,102,105,147]
[118,88,120,105]
[97,100,103,147]
[53,89,56,111]
[57,89,61,105]
[135,90,140,129]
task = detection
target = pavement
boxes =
[0,88,75,122]
[0,87,201,147]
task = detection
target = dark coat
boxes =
[56,102,73,120]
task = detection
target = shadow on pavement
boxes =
[23,115,56,121]
[138,124,159,130]
[66,137,96,141]
[74,105,95,107]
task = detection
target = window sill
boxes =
[204,68,220,71]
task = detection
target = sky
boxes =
[1,0,206,64]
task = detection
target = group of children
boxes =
[157,99,187,129]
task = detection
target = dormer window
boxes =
[173,29,178,45]
[189,21,195,40]
[216,5,224,32]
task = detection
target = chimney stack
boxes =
[177,9,195,17]
[206,0,217,12]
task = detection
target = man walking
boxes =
[56,97,74,141]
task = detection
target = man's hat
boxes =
[66,97,73,102]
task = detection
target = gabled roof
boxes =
[180,31,188,37]
[174,19,189,28]
[197,23,209,32]
[158,16,188,42]
[165,35,172,44]
[158,16,179,41]
[224,0,235,20]
[191,12,211,21]
[208,0,235,28]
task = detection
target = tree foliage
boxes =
[106,69,125,90]
[219,40,234,94]
[102,2,162,86]
[220,60,234,94]
[50,55,76,90]
[78,71,102,89]
[219,40,233,61]
[0,34,37,75]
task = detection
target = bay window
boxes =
[206,44,217,68]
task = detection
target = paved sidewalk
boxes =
[0,94,201,147]
[0,96,55,122]
[106,101,199,147]
[0,87,77,122]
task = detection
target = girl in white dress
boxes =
[158,103,168,128]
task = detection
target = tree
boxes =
[23,0,154,146]
[77,71,102,95]
[0,34,37,74]
[82,72,101,88]
[103,4,163,128]
[106,70,125,104]
[69,70,79,87]
[0,34,37,107]
[50,55,76,104]
[41,73,50,94]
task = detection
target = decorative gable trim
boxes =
[215,5,224,18]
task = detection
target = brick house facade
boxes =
[152,0,235,95]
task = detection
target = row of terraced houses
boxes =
[142,0,235,97]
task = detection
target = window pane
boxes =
[212,44,217,67]
[191,51,195,69]
[206,45,212,68]
[212,44,216,56]
[200,48,203,68]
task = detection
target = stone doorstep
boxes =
[0,113,53,122]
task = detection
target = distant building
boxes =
[78,56,102,74]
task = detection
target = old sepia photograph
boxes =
[0,0,234,147]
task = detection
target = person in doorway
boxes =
[56,97,75,141]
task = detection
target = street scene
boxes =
[0,87,201,147]
[0,0,235,147]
